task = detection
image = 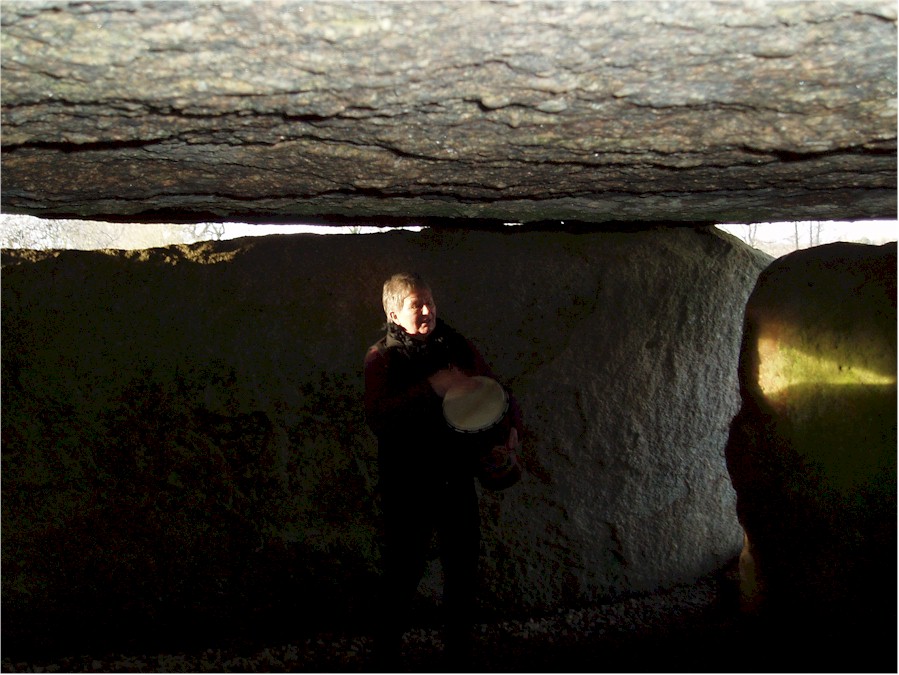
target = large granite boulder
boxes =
[725,241,897,668]
[1,226,769,655]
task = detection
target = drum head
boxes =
[443,376,508,432]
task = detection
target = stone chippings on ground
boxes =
[0,572,736,673]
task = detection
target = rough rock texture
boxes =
[1,0,896,224]
[725,242,897,660]
[1,226,769,658]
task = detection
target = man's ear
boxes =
[387,310,397,322]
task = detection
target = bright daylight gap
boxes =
[0,214,896,258]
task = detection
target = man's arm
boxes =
[363,345,438,437]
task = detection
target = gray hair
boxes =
[382,272,430,318]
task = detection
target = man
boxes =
[363,272,521,669]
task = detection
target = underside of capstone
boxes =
[1,0,896,226]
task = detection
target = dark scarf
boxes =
[385,318,464,379]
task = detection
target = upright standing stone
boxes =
[726,241,897,671]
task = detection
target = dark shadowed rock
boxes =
[1,226,769,657]
[725,241,897,664]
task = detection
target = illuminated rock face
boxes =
[1,227,769,655]
[725,242,897,652]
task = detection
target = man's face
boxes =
[391,288,437,338]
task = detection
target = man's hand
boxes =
[506,426,519,450]
[428,367,478,397]
[485,427,521,472]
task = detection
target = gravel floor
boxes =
[3,561,892,672]
[2,568,760,673]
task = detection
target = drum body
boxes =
[443,376,521,490]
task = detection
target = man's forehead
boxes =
[403,288,433,302]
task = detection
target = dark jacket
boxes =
[364,318,520,492]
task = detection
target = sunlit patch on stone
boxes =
[757,336,896,399]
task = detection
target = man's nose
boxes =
[421,304,431,315]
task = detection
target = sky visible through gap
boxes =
[0,214,895,258]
